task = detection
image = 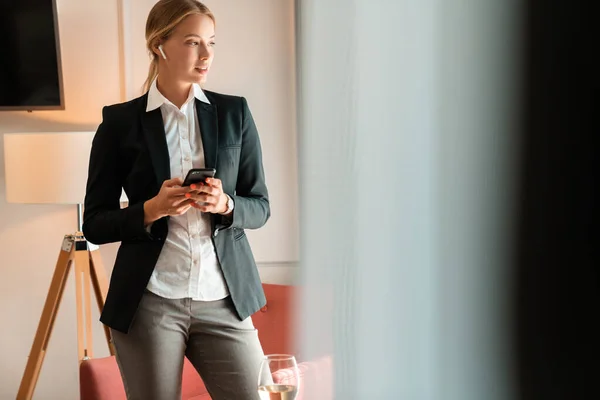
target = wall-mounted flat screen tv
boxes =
[0,0,64,111]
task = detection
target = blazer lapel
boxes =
[141,102,171,187]
[196,99,219,170]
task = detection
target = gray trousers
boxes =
[110,290,265,400]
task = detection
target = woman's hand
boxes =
[187,177,229,214]
[143,178,196,225]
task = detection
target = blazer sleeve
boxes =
[82,106,152,245]
[218,97,270,231]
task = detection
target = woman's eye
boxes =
[209,42,216,47]
[187,41,199,46]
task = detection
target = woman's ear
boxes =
[151,42,162,58]
[157,45,167,60]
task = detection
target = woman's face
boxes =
[159,14,215,85]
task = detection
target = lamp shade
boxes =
[3,132,128,205]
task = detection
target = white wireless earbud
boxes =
[158,45,167,60]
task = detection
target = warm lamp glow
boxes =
[3,132,128,205]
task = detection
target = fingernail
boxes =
[190,184,196,190]
[185,193,191,198]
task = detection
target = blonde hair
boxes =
[142,0,215,93]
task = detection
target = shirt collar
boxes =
[146,76,210,112]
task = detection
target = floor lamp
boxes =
[3,132,124,400]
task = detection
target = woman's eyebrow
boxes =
[184,34,216,39]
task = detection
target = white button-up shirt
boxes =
[145,77,229,301]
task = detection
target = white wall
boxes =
[0,0,297,398]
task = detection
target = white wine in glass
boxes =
[257,354,299,400]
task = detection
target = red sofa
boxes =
[80,284,326,400]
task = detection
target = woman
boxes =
[82,1,269,399]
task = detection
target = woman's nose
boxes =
[198,45,210,60]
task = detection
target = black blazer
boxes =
[83,91,270,333]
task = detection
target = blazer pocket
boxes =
[233,228,246,241]
[219,144,241,149]
[218,146,241,170]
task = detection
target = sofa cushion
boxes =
[188,395,212,400]
[80,356,207,400]
[181,357,208,398]
[253,284,297,356]
[80,356,126,400]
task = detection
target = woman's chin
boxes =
[190,71,208,85]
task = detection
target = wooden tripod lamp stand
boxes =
[3,132,125,400]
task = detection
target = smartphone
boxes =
[182,168,216,187]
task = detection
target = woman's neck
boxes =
[156,75,192,109]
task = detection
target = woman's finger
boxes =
[190,183,218,196]
[197,204,217,213]
[162,177,184,187]
[169,186,193,196]
[166,199,194,215]
[205,177,222,189]
[191,201,218,211]
[170,197,195,211]
[185,192,217,204]
[172,195,193,206]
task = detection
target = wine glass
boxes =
[257,354,300,400]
